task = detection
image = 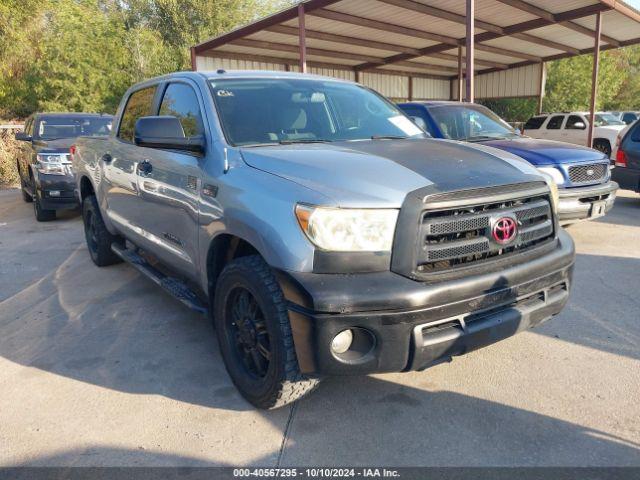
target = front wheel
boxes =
[213,255,319,409]
[33,191,55,221]
[593,139,611,158]
[82,195,122,266]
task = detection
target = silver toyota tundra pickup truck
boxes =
[72,71,575,409]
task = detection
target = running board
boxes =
[111,244,208,315]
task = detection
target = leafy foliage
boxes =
[0,0,292,118]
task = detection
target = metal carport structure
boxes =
[191,0,640,146]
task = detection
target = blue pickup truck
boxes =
[399,101,618,225]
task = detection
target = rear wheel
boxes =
[593,139,611,158]
[82,195,122,266]
[213,255,319,409]
[33,191,55,221]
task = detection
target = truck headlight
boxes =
[295,204,398,252]
[537,166,564,185]
[36,154,70,175]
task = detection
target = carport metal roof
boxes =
[191,0,640,146]
[192,0,640,81]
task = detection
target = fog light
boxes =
[49,190,60,197]
[331,329,353,354]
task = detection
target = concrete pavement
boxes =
[0,187,638,466]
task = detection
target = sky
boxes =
[628,0,640,7]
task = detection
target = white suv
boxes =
[523,112,626,159]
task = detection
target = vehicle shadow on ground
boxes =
[533,253,640,361]
[6,374,640,466]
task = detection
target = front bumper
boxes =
[280,230,575,376]
[34,173,78,210]
[557,180,617,224]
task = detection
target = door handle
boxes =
[101,153,113,163]
[137,159,153,175]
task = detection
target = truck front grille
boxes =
[416,193,554,275]
[568,163,607,184]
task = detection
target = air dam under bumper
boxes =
[280,230,575,376]
[558,180,617,224]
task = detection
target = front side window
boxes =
[159,83,204,137]
[35,116,113,140]
[565,115,586,130]
[546,115,565,130]
[426,104,517,141]
[209,79,425,146]
[118,87,156,142]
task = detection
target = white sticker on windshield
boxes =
[388,115,422,136]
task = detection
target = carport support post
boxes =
[457,46,464,102]
[190,47,196,71]
[536,62,545,115]
[298,3,307,74]
[465,0,474,103]
[588,12,602,148]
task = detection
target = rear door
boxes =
[132,80,206,279]
[103,85,159,239]
[540,114,566,142]
[623,122,640,170]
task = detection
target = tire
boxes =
[213,255,319,409]
[82,195,123,267]
[593,139,611,158]
[33,191,56,221]
[20,176,33,203]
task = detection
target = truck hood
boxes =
[240,138,541,207]
[596,125,626,135]
[481,137,607,166]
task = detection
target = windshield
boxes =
[426,104,518,141]
[594,113,625,127]
[36,116,113,140]
[209,78,426,146]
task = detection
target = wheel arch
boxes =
[206,233,263,298]
[79,175,95,203]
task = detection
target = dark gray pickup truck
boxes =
[72,71,575,409]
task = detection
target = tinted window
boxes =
[209,79,426,146]
[565,115,586,130]
[546,115,565,130]
[426,104,517,141]
[631,123,640,142]
[118,87,156,142]
[622,112,638,124]
[398,106,436,136]
[159,83,204,137]
[524,116,546,130]
[35,116,113,140]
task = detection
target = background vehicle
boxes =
[15,113,113,221]
[522,112,626,158]
[73,71,574,409]
[610,111,639,125]
[398,101,617,225]
[613,119,640,193]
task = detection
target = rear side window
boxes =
[118,87,156,142]
[398,106,436,136]
[546,115,565,130]
[631,123,640,142]
[159,83,204,137]
[523,116,546,130]
[623,112,638,124]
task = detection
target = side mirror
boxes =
[410,116,428,131]
[573,121,586,130]
[134,116,205,153]
[15,132,32,142]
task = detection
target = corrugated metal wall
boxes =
[195,56,450,101]
[451,63,544,99]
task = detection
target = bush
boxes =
[0,126,21,187]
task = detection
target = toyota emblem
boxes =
[492,217,518,244]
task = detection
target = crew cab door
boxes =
[132,80,205,280]
[540,114,566,142]
[562,114,588,146]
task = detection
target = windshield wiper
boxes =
[370,135,410,140]
[463,135,502,142]
[277,139,331,145]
